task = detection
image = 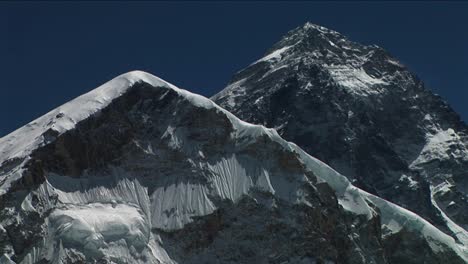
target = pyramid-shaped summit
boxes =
[213,23,468,246]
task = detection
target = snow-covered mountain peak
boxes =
[1,70,467,263]
[214,23,411,107]
[213,23,468,252]
[267,22,356,53]
[113,70,173,87]
[0,70,226,197]
[255,22,401,73]
[302,22,323,29]
[302,22,342,36]
[0,71,166,163]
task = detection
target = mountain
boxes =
[212,22,468,241]
[0,71,466,263]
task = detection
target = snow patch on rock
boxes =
[411,128,468,167]
[325,66,388,96]
[255,45,294,64]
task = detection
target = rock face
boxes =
[0,71,466,263]
[212,22,468,241]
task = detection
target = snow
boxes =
[0,254,15,264]
[150,182,215,230]
[208,155,255,201]
[50,203,149,254]
[0,71,218,195]
[411,128,468,167]
[303,22,340,36]
[364,191,465,255]
[254,96,264,105]
[2,70,467,262]
[382,219,403,235]
[209,154,283,199]
[288,142,467,261]
[328,40,338,48]
[0,71,165,164]
[424,113,433,121]
[0,71,206,167]
[432,181,454,196]
[31,177,174,263]
[258,65,289,81]
[18,247,41,264]
[293,146,373,219]
[398,174,419,190]
[0,167,25,196]
[150,154,287,230]
[147,234,175,264]
[20,191,36,212]
[216,102,466,261]
[46,175,152,217]
[430,186,468,245]
[325,65,388,95]
[387,58,403,67]
[255,46,293,64]
[211,77,248,108]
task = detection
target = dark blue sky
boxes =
[1,2,467,137]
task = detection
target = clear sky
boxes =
[1,2,467,137]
